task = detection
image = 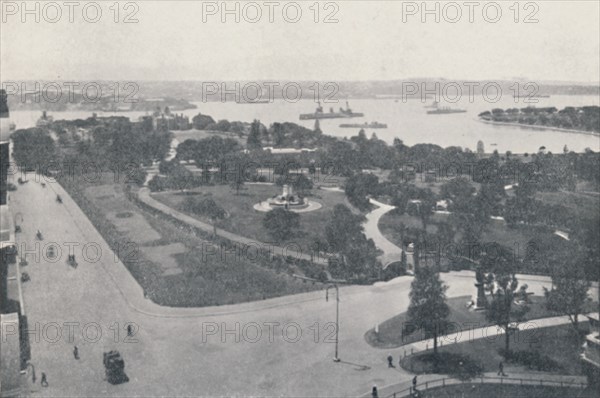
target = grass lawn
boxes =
[379,211,545,250]
[59,173,324,307]
[378,211,441,243]
[420,383,595,398]
[365,295,598,348]
[150,184,349,253]
[402,323,591,378]
[536,190,600,221]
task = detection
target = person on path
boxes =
[412,375,417,392]
[41,372,48,387]
[498,361,507,376]
[387,354,394,368]
[73,346,79,360]
[371,385,378,398]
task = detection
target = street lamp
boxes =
[292,274,346,364]
[326,283,341,362]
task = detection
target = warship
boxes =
[300,101,364,120]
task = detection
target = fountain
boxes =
[254,184,322,213]
[268,185,307,209]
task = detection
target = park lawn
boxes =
[60,173,323,307]
[479,222,548,252]
[150,184,349,253]
[403,323,591,377]
[365,295,598,349]
[378,212,442,242]
[535,190,600,221]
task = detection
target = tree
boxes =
[345,173,379,211]
[483,250,529,354]
[292,174,313,195]
[407,266,450,364]
[544,259,591,333]
[216,119,231,132]
[11,128,57,170]
[202,198,226,236]
[400,251,408,274]
[229,172,245,195]
[417,188,436,230]
[343,238,379,279]
[247,119,262,149]
[192,113,216,130]
[325,204,363,253]
[170,164,193,192]
[263,208,300,243]
[184,197,226,236]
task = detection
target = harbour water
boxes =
[9,95,600,154]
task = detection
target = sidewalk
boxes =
[363,372,588,397]
[398,313,595,357]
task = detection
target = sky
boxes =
[1,0,599,83]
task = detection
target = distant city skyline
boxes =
[1,1,599,83]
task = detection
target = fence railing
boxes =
[385,375,588,398]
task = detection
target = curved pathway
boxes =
[364,198,404,268]
[137,188,328,266]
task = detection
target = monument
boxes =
[471,266,488,311]
[267,185,307,210]
[254,184,322,213]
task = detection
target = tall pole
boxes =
[327,284,341,362]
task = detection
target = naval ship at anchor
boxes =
[300,101,364,120]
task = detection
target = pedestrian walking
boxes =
[127,324,133,337]
[387,354,394,368]
[73,346,79,360]
[371,385,378,398]
[41,372,48,387]
[412,375,417,392]
[497,361,506,376]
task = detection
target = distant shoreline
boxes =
[478,118,600,137]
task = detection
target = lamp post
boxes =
[326,283,341,362]
[291,274,345,363]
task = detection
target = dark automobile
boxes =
[103,350,129,385]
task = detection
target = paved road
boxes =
[12,176,595,397]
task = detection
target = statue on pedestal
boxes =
[472,266,488,310]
